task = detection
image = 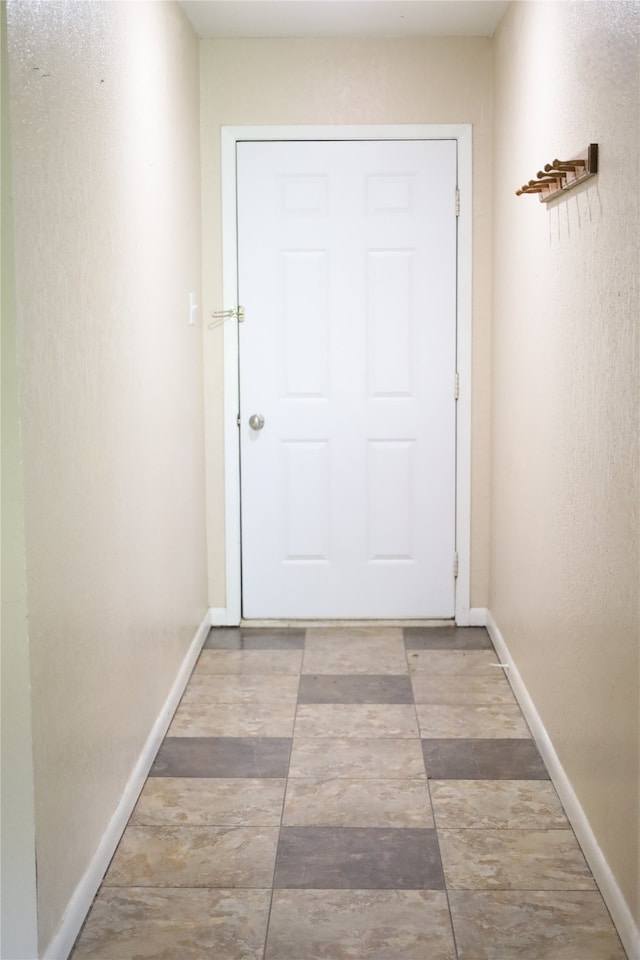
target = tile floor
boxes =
[71,625,627,959]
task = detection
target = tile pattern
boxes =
[70,888,271,960]
[429,779,569,830]
[103,824,279,888]
[294,702,419,738]
[422,737,550,780]
[448,890,627,960]
[132,777,286,826]
[282,777,434,827]
[168,700,296,737]
[71,625,627,960]
[150,736,291,778]
[439,828,596,890]
[298,673,413,703]
[274,825,445,889]
[289,736,427,779]
[266,889,456,959]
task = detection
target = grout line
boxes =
[261,629,305,960]
[412,627,461,959]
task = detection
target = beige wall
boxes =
[491,0,639,932]
[1,3,39,956]
[200,37,493,610]
[6,1,207,951]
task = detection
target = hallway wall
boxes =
[491,0,639,940]
[5,1,208,952]
[199,37,493,612]
[1,4,38,957]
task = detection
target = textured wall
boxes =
[199,37,493,611]
[6,1,207,950]
[491,0,639,931]
[1,4,39,956]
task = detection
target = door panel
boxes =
[367,440,414,562]
[367,250,414,396]
[237,140,457,618]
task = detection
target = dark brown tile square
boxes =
[298,674,413,704]
[203,628,306,650]
[404,627,494,650]
[149,737,292,779]
[421,739,549,780]
[273,826,445,889]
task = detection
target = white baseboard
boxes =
[43,610,211,960]
[468,606,488,627]
[209,606,239,627]
[486,610,640,960]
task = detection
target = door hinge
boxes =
[454,372,460,400]
[455,187,460,217]
[453,552,459,578]
[236,413,241,427]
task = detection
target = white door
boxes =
[237,139,457,619]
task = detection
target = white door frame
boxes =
[219,124,473,626]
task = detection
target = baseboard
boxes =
[486,610,640,960]
[468,606,488,627]
[209,606,239,627]
[43,610,211,960]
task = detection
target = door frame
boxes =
[220,124,472,625]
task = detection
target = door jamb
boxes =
[220,124,473,625]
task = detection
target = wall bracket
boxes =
[516,144,598,203]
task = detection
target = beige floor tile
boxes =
[131,778,286,826]
[168,702,296,737]
[181,674,300,704]
[303,630,407,675]
[294,704,419,738]
[416,704,530,738]
[430,780,568,830]
[439,828,596,890]
[408,650,502,675]
[449,890,626,959]
[282,778,434,827]
[71,887,271,960]
[103,824,279,888]
[411,673,516,704]
[266,889,456,959]
[194,649,303,676]
[289,737,426,779]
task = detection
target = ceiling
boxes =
[179,1,509,39]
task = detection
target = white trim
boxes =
[221,124,473,625]
[221,131,242,626]
[486,610,640,960]
[467,606,488,627]
[43,611,211,960]
[450,124,472,627]
[209,605,239,627]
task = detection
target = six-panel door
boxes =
[237,139,457,618]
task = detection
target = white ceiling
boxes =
[179,1,509,39]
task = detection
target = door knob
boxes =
[248,414,265,431]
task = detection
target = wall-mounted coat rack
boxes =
[516,144,598,203]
